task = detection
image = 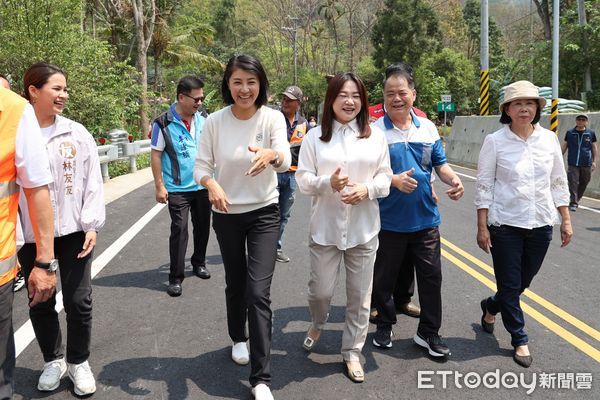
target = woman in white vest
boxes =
[19,62,105,396]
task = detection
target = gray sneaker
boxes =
[276,250,290,263]
[38,358,67,391]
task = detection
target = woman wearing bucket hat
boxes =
[474,80,572,368]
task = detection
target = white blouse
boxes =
[474,124,569,229]
[296,120,392,250]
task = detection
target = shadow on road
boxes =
[91,254,223,292]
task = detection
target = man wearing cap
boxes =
[561,114,597,211]
[276,85,308,263]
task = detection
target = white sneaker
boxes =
[37,358,67,391]
[67,360,96,396]
[231,341,249,365]
[252,383,274,400]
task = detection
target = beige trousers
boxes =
[307,235,377,361]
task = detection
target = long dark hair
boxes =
[221,54,269,107]
[320,72,370,142]
[23,62,66,101]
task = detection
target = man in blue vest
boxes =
[562,114,597,212]
[151,76,211,297]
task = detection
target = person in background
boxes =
[0,75,9,89]
[151,75,212,297]
[561,114,597,211]
[308,115,317,130]
[370,63,463,358]
[194,54,290,400]
[18,62,105,396]
[0,74,27,293]
[0,77,55,400]
[476,80,572,368]
[275,85,307,263]
[297,72,392,383]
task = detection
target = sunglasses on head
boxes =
[181,93,205,103]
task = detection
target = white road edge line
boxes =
[14,203,166,357]
[450,166,600,214]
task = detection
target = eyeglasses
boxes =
[181,93,205,103]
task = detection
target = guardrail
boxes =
[97,139,151,183]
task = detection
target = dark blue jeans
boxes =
[276,172,297,250]
[485,224,553,347]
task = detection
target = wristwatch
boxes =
[269,152,280,165]
[34,259,59,272]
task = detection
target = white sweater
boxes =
[194,105,291,214]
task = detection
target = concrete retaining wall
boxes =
[445,112,600,199]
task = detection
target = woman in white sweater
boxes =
[18,62,104,396]
[296,72,392,383]
[194,54,290,400]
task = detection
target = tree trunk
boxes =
[132,0,156,137]
[533,0,552,40]
[577,0,592,93]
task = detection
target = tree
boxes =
[371,0,442,69]
[416,48,479,115]
[462,0,505,67]
[131,0,156,135]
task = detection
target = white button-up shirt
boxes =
[297,120,392,250]
[474,124,569,229]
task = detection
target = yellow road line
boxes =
[441,249,600,363]
[441,237,600,342]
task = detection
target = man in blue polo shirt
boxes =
[151,75,211,297]
[370,63,464,357]
[561,114,597,211]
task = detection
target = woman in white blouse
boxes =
[296,72,392,383]
[474,80,572,368]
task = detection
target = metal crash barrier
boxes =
[97,130,152,182]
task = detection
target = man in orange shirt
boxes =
[0,86,56,398]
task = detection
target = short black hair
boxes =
[383,62,415,89]
[499,102,542,125]
[176,75,204,97]
[221,54,269,107]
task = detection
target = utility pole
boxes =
[551,0,559,134]
[283,16,299,86]
[479,0,490,116]
[577,0,592,97]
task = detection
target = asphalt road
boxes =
[11,164,600,399]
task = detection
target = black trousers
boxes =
[371,252,415,309]
[18,231,93,364]
[372,228,442,337]
[167,189,211,283]
[0,280,14,400]
[212,204,279,387]
[567,165,592,205]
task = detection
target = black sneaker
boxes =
[276,250,290,263]
[13,271,25,292]
[167,282,182,297]
[569,204,577,212]
[192,264,211,279]
[372,326,393,348]
[413,332,450,357]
